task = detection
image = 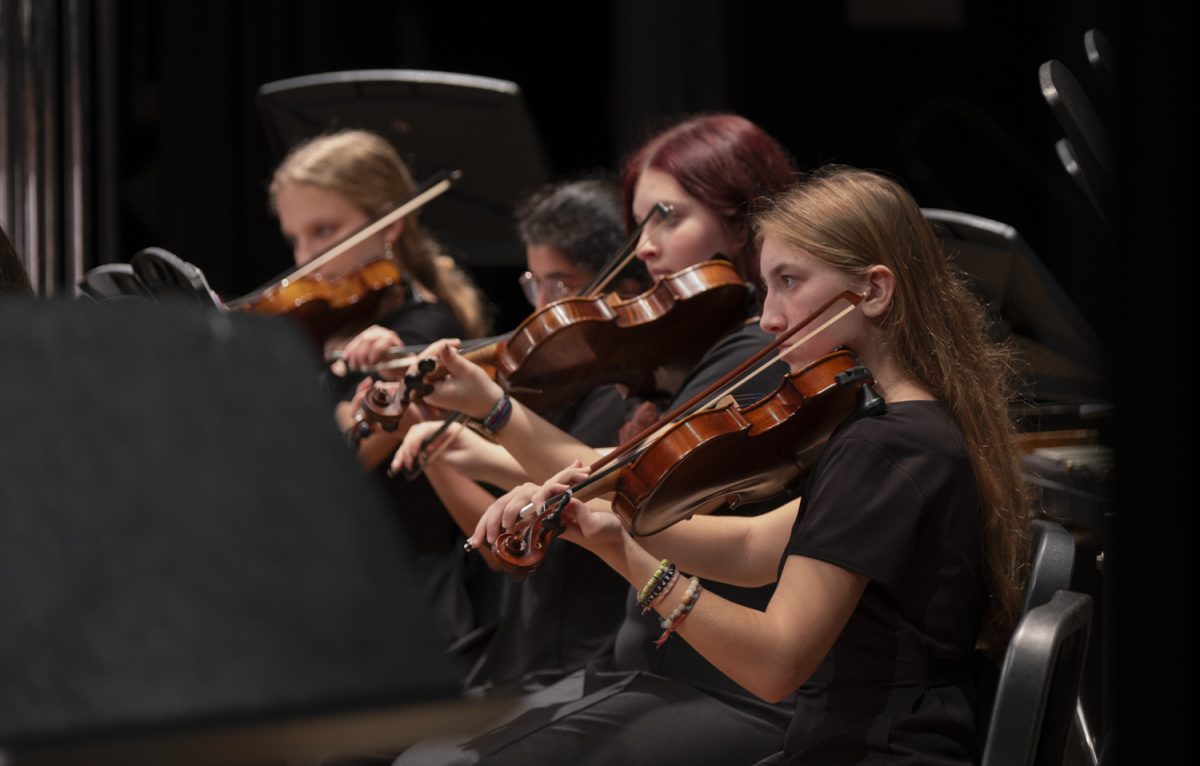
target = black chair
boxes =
[1025,519,1076,612]
[1025,520,1101,766]
[982,590,1093,766]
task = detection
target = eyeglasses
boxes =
[518,271,577,306]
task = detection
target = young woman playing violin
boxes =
[271,129,490,470]
[390,113,799,766]
[271,129,493,645]
[465,167,1031,765]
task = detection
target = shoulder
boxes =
[818,401,972,496]
[836,401,963,450]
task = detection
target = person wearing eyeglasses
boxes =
[352,179,640,693]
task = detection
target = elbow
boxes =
[752,678,799,704]
[745,660,817,704]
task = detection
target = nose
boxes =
[759,294,787,336]
[633,230,658,263]
[289,235,312,267]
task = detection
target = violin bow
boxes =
[506,289,866,527]
[332,201,672,378]
[228,169,461,308]
[580,202,672,297]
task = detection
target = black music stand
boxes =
[923,208,1109,405]
[256,69,553,268]
[0,298,506,765]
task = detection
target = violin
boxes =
[343,202,680,445]
[226,170,459,343]
[454,258,752,413]
[331,203,673,379]
[483,291,880,577]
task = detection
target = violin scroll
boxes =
[490,492,572,580]
[346,357,437,448]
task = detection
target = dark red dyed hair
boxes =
[620,113,796,281]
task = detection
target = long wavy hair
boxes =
[621,113,796,282]
[269,129,487,338]
[755,166,1030,659]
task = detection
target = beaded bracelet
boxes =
[475,394,512,435]
[639,563,677,613]
[655,576,702,648]
[637,559,672,605]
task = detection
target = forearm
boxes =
[423,461,503,570]
[493,399,602,483]
[460,439,530,489]
[594,531,810,702]
[635,499,801,587]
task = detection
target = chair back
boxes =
[982,590,1093,766]
[1024,519,1075,612]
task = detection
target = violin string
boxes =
[698,299,861,412]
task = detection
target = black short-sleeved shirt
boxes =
[608,319,795,709]
[779,400,985,765]
[465,384,631,692]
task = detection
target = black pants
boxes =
[393,669,790,766]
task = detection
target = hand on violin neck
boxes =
[468,461,592,549]
[340,324,405,377]
[414,338,504,420]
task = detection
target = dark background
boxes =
[85,0,1190,761]
[106,1,1115,336]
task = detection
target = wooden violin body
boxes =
[493,348,877,573]
[226,170,458,345]
[610,349,872,535]
[470,259,751,412]
[230,255,403,344]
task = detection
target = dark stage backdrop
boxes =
[95,0,1116,338]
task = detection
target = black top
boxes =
[335,295,480,644]
[323,293,462,404]
[780,400,984,765]
[608,319,796,709]
[363,297,467,553]
[465,385,631,691]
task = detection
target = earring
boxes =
[384,240,395,259]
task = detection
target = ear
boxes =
[860,264,896,319]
